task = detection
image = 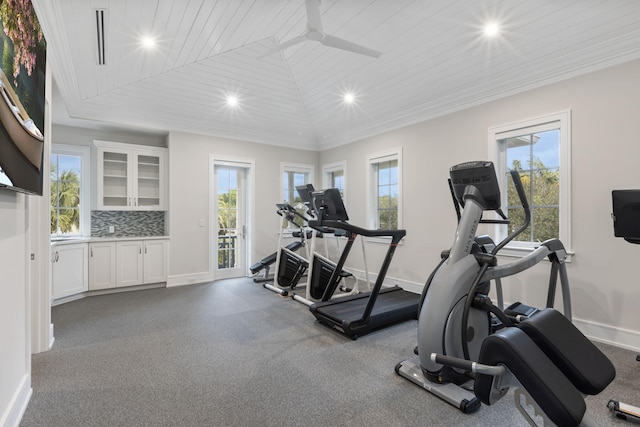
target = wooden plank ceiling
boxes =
[33,0,640,150]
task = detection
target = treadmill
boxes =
[306,188,420,339]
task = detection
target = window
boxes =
[281,162,314,226]
[489,111,571,255]
[367,148,402,231]
[51,145,90,237]
[322,161,346,200]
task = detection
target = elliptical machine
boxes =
[395,161,609,423]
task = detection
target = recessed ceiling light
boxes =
[226,95,239,108]
[483,22,500,37]
[343,92,355,104]
[142,36,156,49]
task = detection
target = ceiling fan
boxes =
[265,0,382,58]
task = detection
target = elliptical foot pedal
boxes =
[504,301,539,322]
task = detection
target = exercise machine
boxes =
[607,190,640,423]
[306,187,420,339]
[250,200,310,283]
[289,184,362,306]
[262,185,359,300]
[250,240,304,283]
[262,202,313,296]
[396,161,613,425]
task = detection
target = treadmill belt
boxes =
[310,286,420,338]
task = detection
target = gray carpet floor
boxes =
[20,278,640,426]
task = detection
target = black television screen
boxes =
[0,0,46,196]
[612,190,640,242]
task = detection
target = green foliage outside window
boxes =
[506,158,560,242]
[217,189,238,268]
[50,161,80,235]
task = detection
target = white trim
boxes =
[366,147,403,236]
[488,110,572,254]
[280,161,315,202]
[167,271,215,287]
[322,160,347,205]
[50,144,91,237]
[346,266,422,295]
[573,317,640,353]
[210,156,255,278]
[1,373,31,427]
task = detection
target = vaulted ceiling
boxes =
[33,0,640,150]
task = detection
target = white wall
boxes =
[0,192,32,427]
[167,131,318,285]
[320,58,640,349]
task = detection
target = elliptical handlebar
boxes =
[491,169,531,256]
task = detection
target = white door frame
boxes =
[210,156,255,280]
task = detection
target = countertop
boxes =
[51,236,169,245]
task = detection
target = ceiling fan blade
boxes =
[320,34,382,58]
[305,0,323,31]
[260,35,307,57]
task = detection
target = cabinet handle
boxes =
[90,247,94,257]
[139,245,142,254]
[55,251,59,262]
[134,197,138,206]
[144,244,147,254]
[129,197,132,206]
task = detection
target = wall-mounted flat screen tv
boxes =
[0,0,46,196]
[612,189,640,244]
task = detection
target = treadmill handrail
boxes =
[308,219,406,242]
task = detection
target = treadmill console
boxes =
[312,188,349,221]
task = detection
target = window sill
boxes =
[496,244,573,263]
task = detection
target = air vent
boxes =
[95,9,106,65]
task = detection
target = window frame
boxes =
[488,110,572,258]
[322,160,346,205]
[280,162,314,227]
[50,144,90,238]
[366,147,402,239]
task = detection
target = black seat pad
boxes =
[519,308,615,395]
[475,327,586,427]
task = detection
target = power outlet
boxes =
[109,225,115,233]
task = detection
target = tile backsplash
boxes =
[91,211,165,237]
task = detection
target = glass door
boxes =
[214,165,247,279]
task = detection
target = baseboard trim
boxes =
[166,272,214,287]
[51,283,166,307]
[349,267,640,351]
[347,268,423,295]
[573,317,640,353]
[2,373,32,427]
[49,323,55,350]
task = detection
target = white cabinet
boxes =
[95,141,166,211]
[117,241,144,287]
[117,239,168,287]
[143,239,168,284]
[88,241,116,290]
[52,243,88,299]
